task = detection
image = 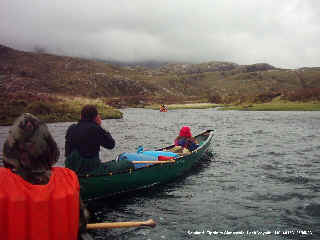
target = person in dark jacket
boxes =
[65,105,115,175]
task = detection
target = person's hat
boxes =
[2,113,59,184]
[179,126,192,138]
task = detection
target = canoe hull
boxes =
[79,130,214,200]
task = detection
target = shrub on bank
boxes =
[281,88,320,102]
[0,95,123,126]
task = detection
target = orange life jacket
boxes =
[0,167,80,240]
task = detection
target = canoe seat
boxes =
[168,146,191,155]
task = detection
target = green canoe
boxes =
[79,129,214,200]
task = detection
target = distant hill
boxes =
[0,45,159,98]
[96,59,173,69]
[1,44,320,107]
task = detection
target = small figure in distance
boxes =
[173,126,199,154]
[1,113,89,240]
[160,104,168,112]
[65,105,115,175]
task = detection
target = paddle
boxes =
[132,160,175,164]
[87,219,156,229]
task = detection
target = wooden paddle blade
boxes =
[141,219,156,228]
[87,219,156,229]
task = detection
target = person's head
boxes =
[2,113,59,184]
[179,126,192,138]
[81,105,98,121]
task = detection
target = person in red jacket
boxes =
[1,113,89,240]
[174,126,199,152]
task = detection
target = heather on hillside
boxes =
[1,44,320,125]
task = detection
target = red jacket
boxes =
[0,167,80,240]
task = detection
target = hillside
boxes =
[1,44,320,124]
[0,45,159,98]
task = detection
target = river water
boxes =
[0,108,319,239]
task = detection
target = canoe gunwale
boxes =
[78,129,214,179]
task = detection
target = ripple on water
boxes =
[304,203,320,217]
[267,151,287,157]
[265,173,314,185]
[1,109,320,240]
[260,164,279,171]
[248,192,317,203]
[281,202,320,238]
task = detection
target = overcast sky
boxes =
[1,0,319,68]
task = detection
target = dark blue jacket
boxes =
[65,120,115,158]
[175,137,199,151]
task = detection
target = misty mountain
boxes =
[1,44,319,107]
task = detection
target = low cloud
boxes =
[1,0,319,68]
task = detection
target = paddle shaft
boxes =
[132,160,175,164]
[87,219,156,229]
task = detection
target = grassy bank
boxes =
[145,100,320,111]
[0,96,123,126]
[145,103,221,110]
[219,100,320,111]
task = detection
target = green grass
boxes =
[145,103,221,110]
[0,96,123,126]
[219,101,320,111]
